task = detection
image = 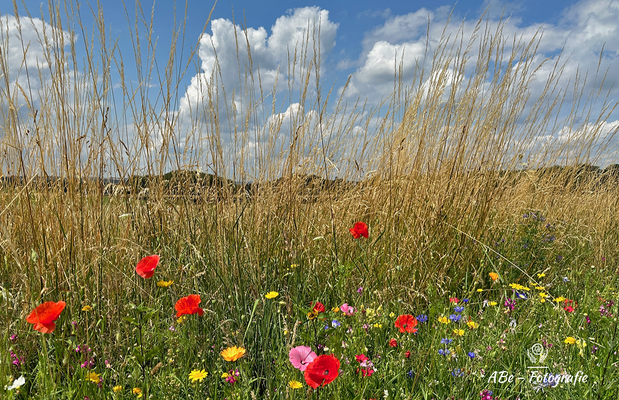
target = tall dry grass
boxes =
[0,0,618,313]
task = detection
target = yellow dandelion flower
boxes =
[289,380,303,389]
[157,280,174,287]
[564,337,577,345]
[509,283,530,291]
[188,369,208,383]
[476,289,483,292]
[82,305,93,312]
[438,316,450,324]
[265,291,279,299]
[453,329,465,336]
[466,321,479,329]
[554,297,566,302]
[332,307,340,313]
[489,301,497,306]
[373,323,382,329]
[86,371,100,384]
[221,346,246,362]
[113,385,123,393]
[132,388,143,398]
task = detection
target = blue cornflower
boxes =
[449,314,462,322]
[438,349,451,356]
[407,370,414,378]
[467,352,476,359]
[462,298,469,304]
[441,338,453,344]
[416,314,428,323]
[451,368,464,377]
[454,306,465,313]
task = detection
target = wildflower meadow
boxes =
[1,0,619,399]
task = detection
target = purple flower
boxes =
[468,352,476,359]
[504,298,516,311]
[416,314,428,323]
[357,287,363,294]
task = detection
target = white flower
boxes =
[7,375,25,390]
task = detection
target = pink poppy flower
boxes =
[340,303,355,316]
[289,346,317,371]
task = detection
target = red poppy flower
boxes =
[349,222,369,239]
[311,301,326,314]
[389,338,398,347]
[355,354,369,363]
[175,295,204,317]
[135,255,160,279]
[357,367,374,377]
[563,299,577,313]
[394,314,418,333]
[304,354,340,389]
[405,350,411,358]
[26,301,66,333]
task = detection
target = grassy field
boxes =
[1,1,619,399]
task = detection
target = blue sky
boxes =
[1,0,618,173]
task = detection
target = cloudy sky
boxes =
[1,0,618,175]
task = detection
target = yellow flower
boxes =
[86,371,100,384]
[535,286,545,290]
[373,323,382,329]
[113,385,123,393]
[554,297,566,302]
[289,380,303,389]
[564,337,577,345]
[290,264,298,268]
[82,305,93,312]
[366,308,376,318]
[157,280,173,287]
[221,372,229,378]
[177,316,187,324]
[466,321,479,329]
[307,311,318,320]
[509,283,530,291]
[438,316,450,324]
[453,329,465,336]
[221,346,246,362]
[132,388,143,398]
[265,291,279,299]
[489,272,499,281]
[389,312,395,318]
[537,273,546,278]
[489,301,497,306]
[539,293,548,298]
[188,369,208,383]
[332,307,340,313]
[476,289,483,292]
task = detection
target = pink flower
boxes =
[289,346,317,371]
[340,303,355,316]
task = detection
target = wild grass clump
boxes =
[1,0,619,398]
